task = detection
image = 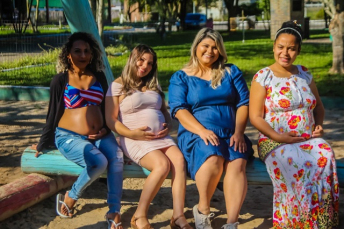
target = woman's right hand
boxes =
[276,132,305,144]
[198,129,219,146]
[130,126,156,140]
[31,144,41,158]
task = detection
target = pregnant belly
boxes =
[273,114,314,139]
[122,109,165,135]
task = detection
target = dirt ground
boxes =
[0,100,343,229]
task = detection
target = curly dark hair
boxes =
[56,32,104,73]
[275,21,303,49]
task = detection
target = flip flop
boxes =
[105,213,122,229]
[56,193,73,218]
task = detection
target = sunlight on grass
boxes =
[0,30,342,96]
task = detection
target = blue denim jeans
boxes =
[55,127,123,213]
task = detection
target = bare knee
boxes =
[226,159,247,175]
[203,156,224,175]
[170,152,186,171]
[152,157,171,177]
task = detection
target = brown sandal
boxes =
[130,215,153,229]
[170,215,193,229]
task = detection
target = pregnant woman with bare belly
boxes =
[32,32,124,229]
[105,44,192,229]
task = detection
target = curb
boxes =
[0,173,76,221]
[0,85,50,101]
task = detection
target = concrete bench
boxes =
[21,146,344,187]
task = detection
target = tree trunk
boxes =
[223,0,235,34]
[0,1,2,26]
[179,0,188,30]
[97,0,104,40]
[34,0,39,32]
[45,0,49,23]
[89,0,97,19]
[107,0,111,24]
[329,11,344,74]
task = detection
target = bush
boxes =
[112,17,120,23]
[315,9,324,19]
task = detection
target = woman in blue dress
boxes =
[169,28,253,229]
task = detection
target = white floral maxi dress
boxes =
[253,66,339,229]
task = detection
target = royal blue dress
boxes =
[168,64,253,180]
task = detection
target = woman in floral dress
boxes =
[249,21,339,228]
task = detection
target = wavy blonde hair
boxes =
[184,28,230,89]
[120,44,164,98]
[56,32,104,73]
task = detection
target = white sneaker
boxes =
[221,222,239,229]
[192,205,214,229]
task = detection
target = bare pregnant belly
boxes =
[58,106,104,135]
[123,109,165,135]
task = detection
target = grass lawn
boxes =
[0,29,343,97]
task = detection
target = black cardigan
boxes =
[36,71,110,152]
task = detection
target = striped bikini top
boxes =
[64,81,104,109]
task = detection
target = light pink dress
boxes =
[106,82,176,164]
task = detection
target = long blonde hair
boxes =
[120,44,164,98]
[184,28,229,89]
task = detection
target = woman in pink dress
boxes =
[249,21,339,228]
[105,44,192,229]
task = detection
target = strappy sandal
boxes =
[105,213,122,229]
[130,215,153,229]
[56,193,73,218]
[170,215,193,229]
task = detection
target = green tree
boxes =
[10,0,31,34]
[194,0,218,14]
[257,0,270,20]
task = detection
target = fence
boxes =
[0,30,146,86]
[0,20,331,87]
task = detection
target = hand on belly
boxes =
[137,110,165,135]
[145,122,164,135]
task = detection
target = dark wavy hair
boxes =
[56,32,104,73]
[275,21,303,50]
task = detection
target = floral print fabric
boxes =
[253,66,339,228]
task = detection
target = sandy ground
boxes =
[0,100,343,229]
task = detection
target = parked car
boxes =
[185,13,207,29]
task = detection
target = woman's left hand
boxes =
[230,133,247,153]
[88,128,107,140]
[156,123,169,139]
[312,125,324,138]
